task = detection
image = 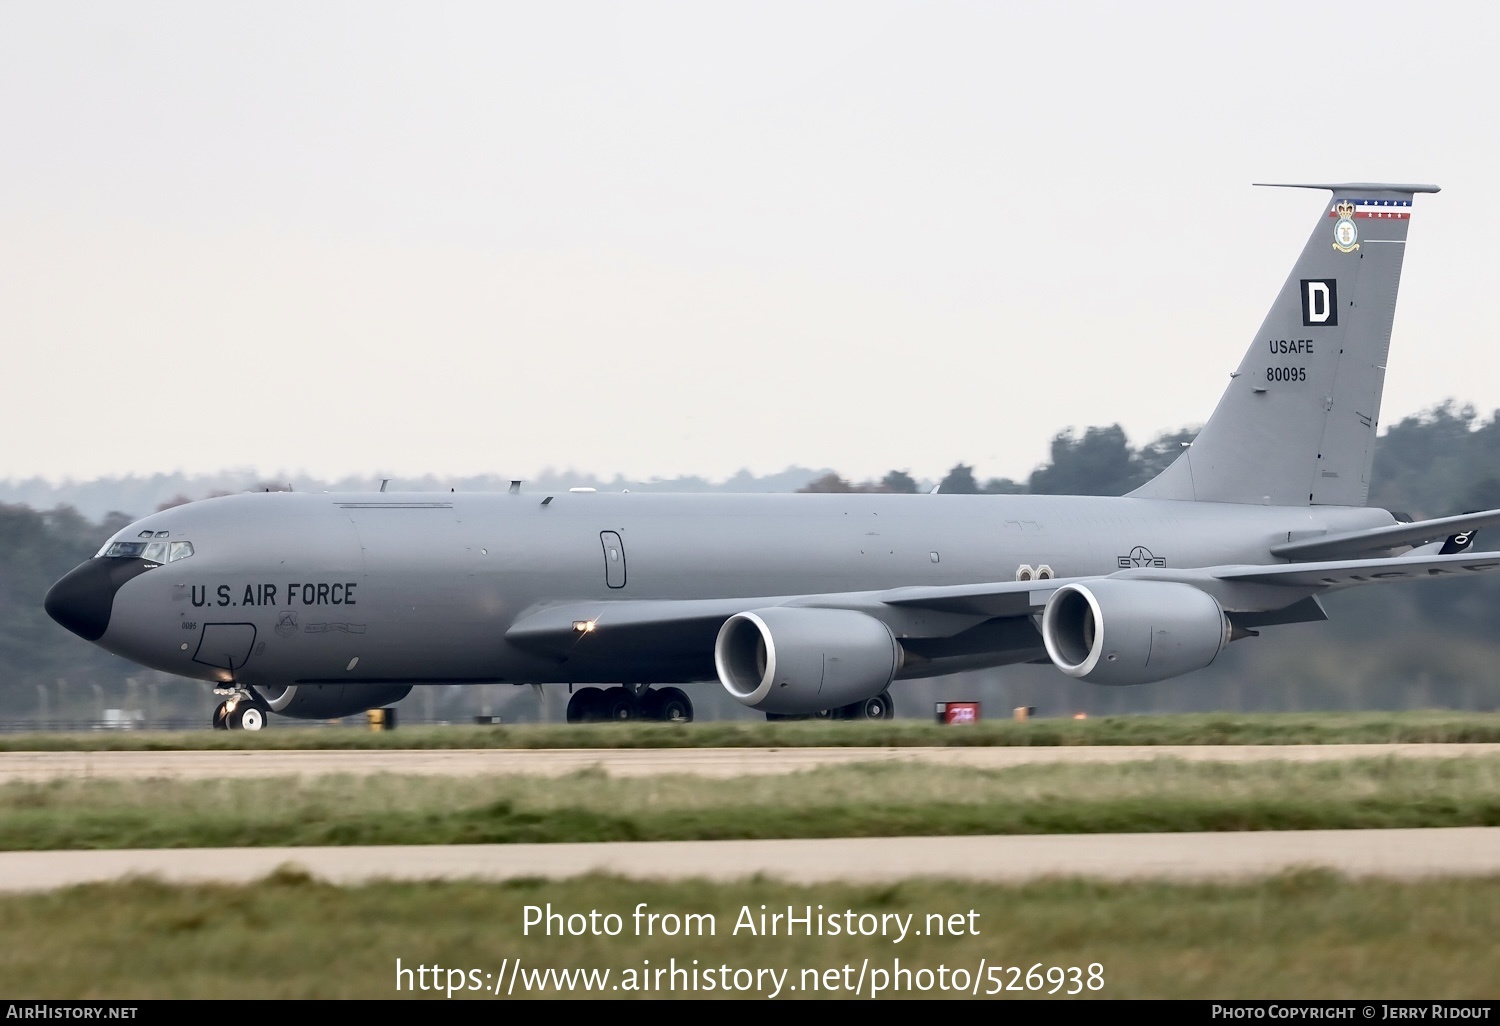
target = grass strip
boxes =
[3,710,1500,751]
[3,758,1497,849]
[2,871,1497,998]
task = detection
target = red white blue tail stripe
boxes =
[1328,198,1412,220]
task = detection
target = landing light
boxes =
[572,620,597,633]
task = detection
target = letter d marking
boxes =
[1301,279,1338,326]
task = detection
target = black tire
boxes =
[654,687,693,723]
[566,687,604,723]
[211,703,230,730]
[602,687,636,721]
[847,693,896,720]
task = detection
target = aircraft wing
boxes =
[505,586,1014,658]
[507,550,1500,659]
[877,551,1500,613]
[506,596,768,659]
[1269,508,1500,560]
[877,549,1500,614]
[1212,550,1500,587]
[876,579,1066,617]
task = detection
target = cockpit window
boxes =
[102,541,148,558]
[99,539,195,561]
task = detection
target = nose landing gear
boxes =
[212,687,271,731]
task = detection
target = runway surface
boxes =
[1,828,1497,891]
[4,742,1498,781]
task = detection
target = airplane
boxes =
[44,181,1500,730]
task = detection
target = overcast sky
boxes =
[3,1,1496,486]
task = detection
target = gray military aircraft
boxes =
[45,182,1500,729]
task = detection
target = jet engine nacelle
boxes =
[1040,579,1230,686]
[257,684,413,719]
[714,607,901,715]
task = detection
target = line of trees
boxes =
[4,401,1499,721]
[795,399,1497,520]
[799,424,1201,498]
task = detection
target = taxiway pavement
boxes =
[3,742,1496,782]
[0,828,1497,891]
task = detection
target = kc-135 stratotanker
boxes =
[46,183,1500,729]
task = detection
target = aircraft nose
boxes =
[45,559,140,642]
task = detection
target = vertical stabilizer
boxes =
[1131,182,1438,506]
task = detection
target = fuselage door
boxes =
[600,531,627,589]
[191,622,258,673]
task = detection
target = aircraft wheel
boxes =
[238,705,268,731]
[602,687,636,721]
[813,707,836,721]
[212,702,230,730]
[654,687,693,723]
[848,692,896,721]
[566,688,604,723]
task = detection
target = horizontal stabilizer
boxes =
[1254,182,1441,194]
[1270,508,1500,560]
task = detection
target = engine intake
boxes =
[714,607,901,715]
[1041,580,1230,686]
[257,684,413,719]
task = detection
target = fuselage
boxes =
[50,489,1395,691]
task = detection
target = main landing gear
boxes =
[212,687,271,731]
[766,690,896,722]
[565,686,694,723]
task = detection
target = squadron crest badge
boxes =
[1331,200,1360,253]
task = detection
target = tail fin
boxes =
[1131,182,1438,506]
